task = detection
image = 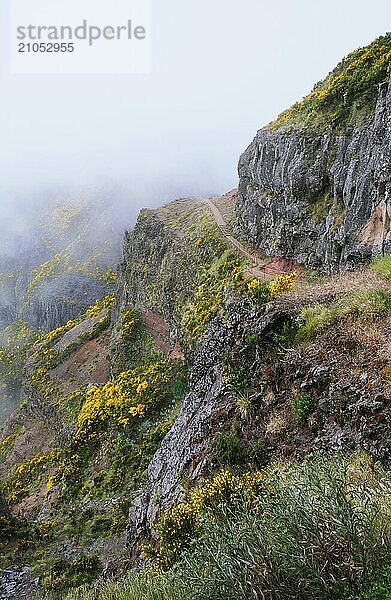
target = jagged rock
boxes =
[127,304,290,550]
[0,567,39,600]
[236,79,391,272]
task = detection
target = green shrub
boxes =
[352,565,391,600]
[62,572,186,600]
[371,256,391,280]
[0,516,16,544]
[214,425,249,465]
[273,320,299,348]
[85,515,114,536]
[42,555,102,592]
[171,455,391,600]
[294,394,315,421]
[223,364,253,394]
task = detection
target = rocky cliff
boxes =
[0,35,390,600]
[236,37,391,273]
[119,197,229,330]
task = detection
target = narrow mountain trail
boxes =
[207,198,300,280]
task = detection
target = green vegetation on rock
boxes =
[271,34,391,130]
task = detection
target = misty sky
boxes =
[0,0,391,226]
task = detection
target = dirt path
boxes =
[207,199,300,280]
[142,310,183,360]
[142,198,301,356]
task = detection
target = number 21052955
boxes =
[18,42,75,53]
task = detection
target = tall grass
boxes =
[63,454,391,600]
[352,565,391,600]
[371,256,391,280]
[296,289,390,342]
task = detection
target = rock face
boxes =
[119,198,222,330]
[0,196,121,334]
[120,210,188,328]
[236,79,391,273]
[22,273,110,331]
[127,303,288,550]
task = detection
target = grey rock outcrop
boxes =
[236,79,391,273]
[0,567,39,600]
[22,273,110,331]
[120,203,205,329]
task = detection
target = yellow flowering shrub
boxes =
[182,255,247,344]
[4,450,61,504]
[37,519,59,537]
[28,253,68,295]
[76,264,117,284]
[28,242,117,295]
[85,294,116,318]
[46,475,56,492]
[183,255,300,346]
[0,428,25,462]
[33,294,116,350]
[74,363,169,445]
[33,320,76,349]
[50,361,176,491]
[268,272,298,298]
[29,295,117,394]
[143,469,268,569]
[244,277,269,301]
[136,380,149,394]
[119,308,138,341]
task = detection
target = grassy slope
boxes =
[271,33,391,131]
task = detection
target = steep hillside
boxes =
[127,255,391,560]
[0,194,119,332]
[236,35,391,272]
[0,192,390,599]
[0,197,253,596]
[120,197,233,328]
[0,35,391,600]
[0,193,121,421]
